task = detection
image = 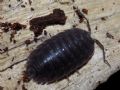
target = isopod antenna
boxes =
[73,6,111,67]
[73,6,91,35]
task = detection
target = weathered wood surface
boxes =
[0,0,120,90]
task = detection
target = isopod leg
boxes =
[94,39,111,67]
[82,14,91,35]
[61,78,70,90]
[66,78,71,83]
[76,71,80,76]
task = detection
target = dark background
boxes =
[95,70,120,90]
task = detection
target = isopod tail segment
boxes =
[73,6,111,67]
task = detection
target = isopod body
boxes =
[26,28,95,84]
[0,7,109,85]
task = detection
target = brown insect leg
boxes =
[94,39,111,67]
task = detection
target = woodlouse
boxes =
[0,8,110,85]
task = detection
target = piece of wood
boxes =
[0,0,120,90]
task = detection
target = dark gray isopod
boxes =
[0,9,110,85]
[26,28,95,84]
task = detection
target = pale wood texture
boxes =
[0,0,120,90]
